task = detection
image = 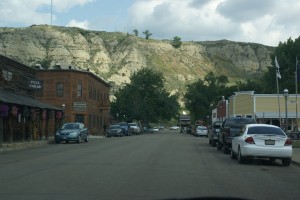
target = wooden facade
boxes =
[35,68,110,135]
[0,55,61,145]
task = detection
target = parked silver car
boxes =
[55,122,89,144]
[195,126,208,137]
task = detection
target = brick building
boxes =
[35,66,110,135]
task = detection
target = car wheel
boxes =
[231,149,237,159]
[84,135,89,142]
[282,158,291,166]
[217,141,222,150]
[212,140,216,147]
[222,143,229,154]
[77,135,81,143]
[55,140,60,144]
[66,140,69,144]
[237,147,244,164]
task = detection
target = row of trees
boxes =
[132,29,182,48]
[133,29,152,39]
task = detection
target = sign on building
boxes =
[28,80,43,90]
[73,102,87,112]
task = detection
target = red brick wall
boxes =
[35,69,110,135]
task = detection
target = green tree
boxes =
[143,30,152,39]
[133,29,139,37]
[110,68,180,125]
[171,36,182,48]
[261,36,300,93]
[184,72,230,122]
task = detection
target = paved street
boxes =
[1,130,300,200]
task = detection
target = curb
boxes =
[292,160,300,167]
[0,135,104,153]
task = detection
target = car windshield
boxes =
[197,126,207,130]
[226,118,256,127]
[62,123,79,130]
[213,122,222,128]
[247,126,286,136]
[110,125,121,129]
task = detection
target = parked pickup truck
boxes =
[208,121,222,147]
[217,117,256,153]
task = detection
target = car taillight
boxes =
[245,137,255,144]
[284,138,292,146]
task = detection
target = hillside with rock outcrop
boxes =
[0,25,275,98]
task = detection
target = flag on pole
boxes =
[275,56,281,79]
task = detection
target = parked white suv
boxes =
[128,123,141,135]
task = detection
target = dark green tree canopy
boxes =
[171,36,182,48]
[183,71,264,123]
[133,29,138,37]
[262,36,300,93]
[110,68,180,124]
[143,30,152,39]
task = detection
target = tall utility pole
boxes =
[51,0,53,25]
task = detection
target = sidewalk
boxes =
[0,135,105,153]
[292,148,300,166]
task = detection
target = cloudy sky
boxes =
[0,0,299,46]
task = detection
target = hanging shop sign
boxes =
[28,80,43,90]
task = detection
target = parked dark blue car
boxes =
[118,122,131,136]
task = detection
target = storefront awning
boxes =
[0,89,62,110]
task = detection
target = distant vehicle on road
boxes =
[55,122,89,144]
[195,126,208,137]
[170,126,180,130]
[153,127,159,132]
[106,124,124,137]
[231,124,292,166]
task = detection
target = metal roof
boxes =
[0,89,62,110]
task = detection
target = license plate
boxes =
[265,140,275,145]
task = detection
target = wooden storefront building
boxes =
[35,65,110,135]
[0,55,62,145]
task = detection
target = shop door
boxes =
[75,114,84,124]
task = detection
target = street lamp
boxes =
[62,104,66,124]
[284,89,289,132]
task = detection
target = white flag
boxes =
[275,56,281,79]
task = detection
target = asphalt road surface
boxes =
[1,129,300,200]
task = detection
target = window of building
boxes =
[89,85,92,99]
[35,89,43,97]
[77,82,82,97]
[56,82,64,97]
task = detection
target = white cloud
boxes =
[0,0,94,26]
[66,20,90,29]
[128,0,300,46]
